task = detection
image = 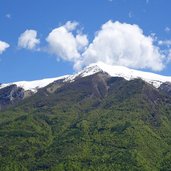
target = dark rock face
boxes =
[46,78,67,94]
[159,82,171,96]
[44,71,111,100]
[91,72,110,98]
[0,84,25,110]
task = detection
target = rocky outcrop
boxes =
[159,82,171,96]
[0,84,33,110]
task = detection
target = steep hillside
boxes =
[0,72,171,170]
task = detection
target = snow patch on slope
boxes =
[91,62,171,88]
[65,65,102,82]
[0,75,69,92]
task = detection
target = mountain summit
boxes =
[1,62,171,92]
[0,62,171,110]
[1,62,171,111]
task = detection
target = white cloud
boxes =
[46,21,88,62]
[64,21,78,31]
[76,34,89,51]
[0,41,10,54]
[46,20,168,72]
[75,21,165,71]
[18,29,40,50]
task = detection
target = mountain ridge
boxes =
[1,62,171,93]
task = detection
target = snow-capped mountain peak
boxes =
[88,62,171,88]
[1,62,171,92]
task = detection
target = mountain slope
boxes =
[0,71,171,170]
[1,62,171,111]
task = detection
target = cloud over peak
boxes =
[77,20,165,71]
[18,29,40,50]
[0,41,10,54]
[45,20,170,71]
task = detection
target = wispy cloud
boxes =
[146,0,149,4]
[128,11,133,18]
[165,27,170,33]
[158,40,171,47]
[5,14,11,19]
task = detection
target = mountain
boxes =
[2,62,171,91]
[0,63,171,170]
[1,62,171,110]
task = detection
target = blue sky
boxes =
[0,0,171,83]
